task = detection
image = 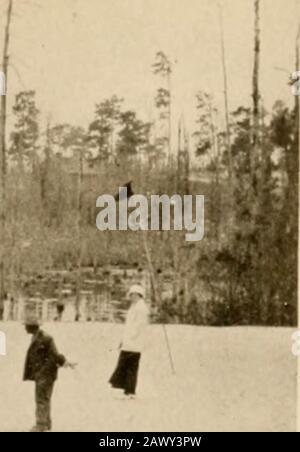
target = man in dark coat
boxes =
[23,314,75,432]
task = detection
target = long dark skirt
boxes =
[109,351,141,395]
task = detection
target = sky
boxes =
[0,0,299,136]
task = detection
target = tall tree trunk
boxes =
[294,25,299,195]
[208,100,221,241]
[252,0,266,320]
[167,71,172,166]
[0,0,13,318]
[219,2,234,244]
[172,120,182,303]
[219,3,233,191]
[75,149,84,319]
[252,0,260,188]
[183,126,190,196]
[297,25,300,328]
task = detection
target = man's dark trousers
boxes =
[23,329,66,431]
[35,379,55,431]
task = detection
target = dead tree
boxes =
[75,148,84,319]
[218,2,235,245]
[219,3,233,191]
[252,0,261,187]
[0,0,13,318]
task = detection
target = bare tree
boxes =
[252,0,261,185]
[75,148,84,319]
[219,3,233,190]
[0,0,13,318]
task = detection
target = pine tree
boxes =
[152,51,172,163]
[89,96,123,161]
[9,91,40,172]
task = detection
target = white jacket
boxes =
[122,298,149,353]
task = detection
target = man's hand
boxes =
[64,361,77,370]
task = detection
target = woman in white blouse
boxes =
[109,284,149,398]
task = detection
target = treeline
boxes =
[0,25,298,326]
[1,82,297,326]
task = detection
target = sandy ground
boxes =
[0,322,296,432]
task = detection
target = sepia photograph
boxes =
[0,0,298,434]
